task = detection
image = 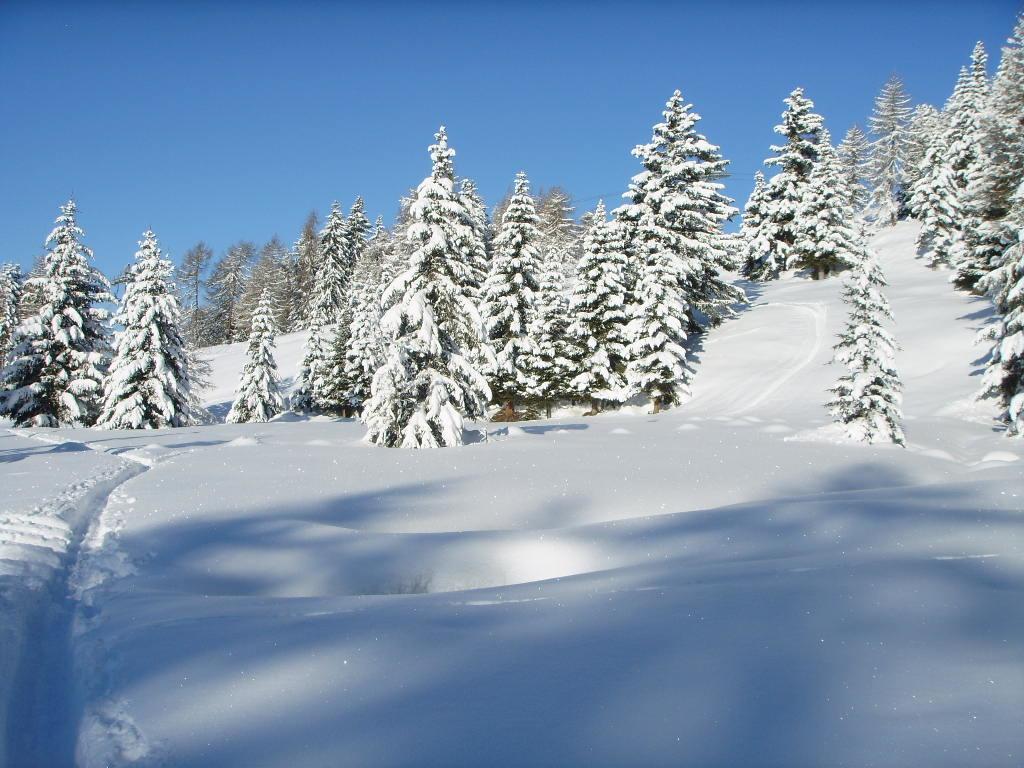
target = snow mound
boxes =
[225,436,260,448]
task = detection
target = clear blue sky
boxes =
[1,0,1020,278]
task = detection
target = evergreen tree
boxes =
[867,75,912,226]
[344,221,394,412]
[0,264,22,362]
[747,88,824,280]
[827,238,905,445]
[790,131,860,278]
[958,19,1024,292]
[740,171,775,278]
[837,125,872,212]
[459,178,492,288]
[206,241,255,343]
[566,201,630,413]
[977,183,1024,436]
[175,242,213,347]
[537,186,579,281]
[616,91,703,410]
[529,247,576,414]
[226,289,284,423]
[904,104,943,198]
[347,197,372,265]
[98,231,193,429]
[291,289,335,414]
[0,201,111,426]
[909,121,960,266]
[945,43,990,283]
[363,127,490,448]
[481,171,542,419]
[317,201,353,317]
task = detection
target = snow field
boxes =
[1,222,1022,766]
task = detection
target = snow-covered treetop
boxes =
[767,87,823,179]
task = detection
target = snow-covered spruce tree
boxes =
[97,231,193,429]
[746,88,824,280]
[481,170,542,419]
[291,295,334,414]
[827,238,905,445]
[866,75,912,227]
[959,19,1024,293]
[837,125,872,213]
[946,43,990,287]
[529,247,576,415]
[909,121,960,266]
[566,201,630,413]
[904,104,944,202]
[459,178,492,286]
[347,197,371,264]
[343,220,395,413]
[616,91,714,411]
[363,127,490,448]
[740,172,774,278]
[977,183,1024,436]
[226,289,284,423]
[316,201,353,318]
[0,264,22,362]
[0,201,111,426]
[790,131,860,279]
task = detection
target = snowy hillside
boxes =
[2,223,1022,767]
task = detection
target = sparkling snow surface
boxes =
[2,222,1022,767]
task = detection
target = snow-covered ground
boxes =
[2,222,1022,767]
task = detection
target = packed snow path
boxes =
[1,222,1022,767]
[0,430,148,768]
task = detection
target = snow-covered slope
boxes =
[2,223,1022,767]
[199,328,309,416]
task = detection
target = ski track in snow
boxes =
[0,428,172,768]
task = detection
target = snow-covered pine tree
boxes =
[866,75,912,227]
[529,246,576,415]
[958,19,1024,293]
[746,88,824,280]
[0,201,111,426]
[97,230,193,429]
[790,131,860,278]
[904,105,943,201]
[909,119,960,266]
[363,127,490,448]
[837,125,872,213]
[343,221,394,413]
[206,241,255,344]
[945,43,990,286]
[481,171,542,419]
[291,292,334,414]
[226,289,284,423]
[662,96,742,331]
[0,264,22,362]
[566,201,630,413]
[316,201,352,318]
[347,197,371,265]
[459,178,492,288]
[616,90,719,411]
[740,171,774,278]
[977,182,1024,436]
[827,234,905,445]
